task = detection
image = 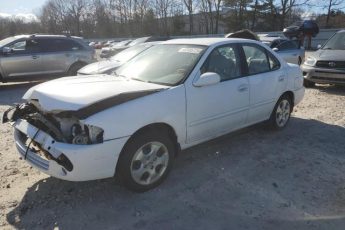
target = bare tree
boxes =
[324,0,344,27]
[278,0,310,29]
[213,0,222,33]
[182,0,199,34]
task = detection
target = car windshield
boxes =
[115,44,206,86]
[0,37,17,47]
[110,44,153,63]
[323,32,345,50]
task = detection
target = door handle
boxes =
[32,55,39,59]
[278,75,285,82]
[238,84,248,92]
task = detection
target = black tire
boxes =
[117,130,175,192]
[268,95,292,130]
[67,62,85,76]
[303,79,315,88]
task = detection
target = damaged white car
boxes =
[2,38,305,192]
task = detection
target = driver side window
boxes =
[8,39,40,54]
[201,45,241,81]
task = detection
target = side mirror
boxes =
[193,72,221,87]
[317,44,322,49]
[272,47,279,52]
[2,47,12,55]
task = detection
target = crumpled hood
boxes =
[23,75,168,112]
[312,49,345,61]
[78,60,121,74]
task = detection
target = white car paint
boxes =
[9,38,305,181]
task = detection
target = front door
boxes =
[186,44,250,143]
[0,39,43,77]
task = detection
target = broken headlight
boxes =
[69,123,104,145]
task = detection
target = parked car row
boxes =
[2,37,305,192]
[100,36,170,58]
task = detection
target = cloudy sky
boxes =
[0,0,46,14]
[0,0,46,21]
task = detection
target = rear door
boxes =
[0,39,43,77]
[38,38,82,74]
[241,43,287,124]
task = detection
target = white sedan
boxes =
[2,38,305,192]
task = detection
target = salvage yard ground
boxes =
[0,81,345,230]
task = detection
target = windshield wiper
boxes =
[131,78,147,83]
[112,71,128,79]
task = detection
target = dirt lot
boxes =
[0,81,345,230]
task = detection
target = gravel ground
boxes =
[0,82,345,230]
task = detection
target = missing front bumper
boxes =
[13,119,129,181]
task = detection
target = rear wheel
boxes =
[268,95,292,130]
[117,130,175,192]
[303,79,315,88]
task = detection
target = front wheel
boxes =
[117,131,175,192]
[268,95,292,130]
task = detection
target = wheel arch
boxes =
[0,69,5,83]
[281,91,295,111]
[115,122,181,176]
[67,60,88,71]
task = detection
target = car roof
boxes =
[162,37,254,46]
[13,34,83,40]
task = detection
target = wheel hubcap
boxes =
[275,99,291,127]
[130,142,169,185]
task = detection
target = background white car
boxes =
[77,42,159,75]
[3,38,305,192]
[260,36,305,65]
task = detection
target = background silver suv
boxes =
[0,34,95,82]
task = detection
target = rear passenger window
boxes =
[242,45,270,75]
[201,45,241,81]
[38,39,83,52]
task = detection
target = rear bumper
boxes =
[14,119,129,181]
[301,64,345,85]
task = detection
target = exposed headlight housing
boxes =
[69,122,104,145]
[304,56,317,66]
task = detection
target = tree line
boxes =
[0,0,344,39]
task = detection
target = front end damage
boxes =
[2,102,127,181]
